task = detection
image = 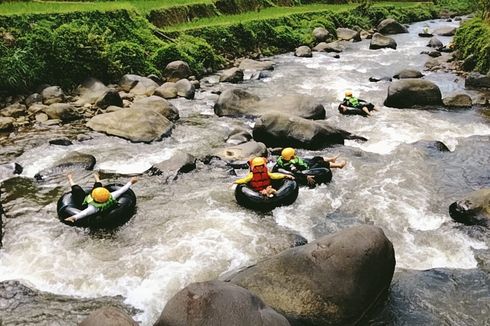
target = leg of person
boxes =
[71,185,86,207]
[265,185,277,198]
[323,154,339,163]
[362,106,372,116]
[329,160,347,169]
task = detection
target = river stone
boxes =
[163,60,192,82]
[215,141,267,162]
[87,109,173,143]
[147,150,196,178]
[80,306,138,326]
[295,46,312,57]
[0,103,26,118]
[129,77,159,96]
[449,188,490,226]
[24,93,42,107]
[376,18,408,34]
[427,37,443,48]
[95,89,123,109]
[34,152,96,181]
[214,88,261,117]
[220,67,244,83]
[34,112,48,122]
[465,72,490,89]
[369,76,392,82]
[222,225,395,325]
[155,280,290,326]
[238,58,275,71]
[76,78,110,105]
[44,103,81,122]
[119,74,144,92]
[312,41,344,53]
[312,27,330,42]
[155,82,178,99]
[41,86,65,105]
[384,79,442,108]
[336,28,361,41]
[434,27,457,36]
[175,79,195,99]
[393,69,424,79]
[370,33,397,50]
[0,117,14,131]
[131,96,179,121]
[253,112,366,149]
[443,93,472,108]
[226,127,252,145]
[27,103,48,115]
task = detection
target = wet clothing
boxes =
[276,156,329,171]
[69,181,133,221]
[235,166,288,191]
[340,96,375,116]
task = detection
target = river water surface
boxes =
[0,18,489,325]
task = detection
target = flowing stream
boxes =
[0,18,489,325]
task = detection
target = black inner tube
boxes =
[235,179,299,211]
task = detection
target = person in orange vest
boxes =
[234,157,294,197]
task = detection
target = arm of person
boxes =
[110,181,132,200]
[234,172,253,184]
[65,205,98,222]
[268,172,294,180]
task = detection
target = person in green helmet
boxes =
[338,90,377,117]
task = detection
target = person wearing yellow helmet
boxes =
[338,90,377,117]
[234,157,293,197]
[64,172,138,223]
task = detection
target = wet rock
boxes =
[412,140,450,153]
[369,33,397,50]
[465,72,490,89]
[462,54,477,72]
[147,150,196,179]
[428,51,442,58]
[34,152,96,181]
[418,32,433,38]
[49,138,73,146]
[449,188,490,226]
[0,103,26,118]
[27,103,48,116]
[191,80,200,89]
[313,27,330,43]
[163,60,192,82]
[312,41,344,53]
[384,79,442,108]
[393,69,424,79]
[80,306,138,326]
[41,119,61,126]
[95,89,123,109]
[129,77,159,96]
[434,27,457,36]
[24,93,42,107]
[214,88,261,117]
[0,280,137,326]
[34,112,48,123]
[360,30,373,39]
[219,67,244,83]
[222,225,395,325]
[336,28,361,41]
[154,280,290,326]
[131,96,179,121]
[226,128,252,145]
[44,103,81,122]
[238,59,274,71]
[0,117,14,131]
[443,93,472,108]
[147,74,162,85]
[154,82,178,99]
[175,79,195,99]
[215,141,267,162]
[377,18,408,34]
[427,37,443,48]
[87,108,173,143]
[288,233,308,247]
[119,74,143,92]
[76,78,110,105]
[41,86,65,105]
[295,46,312,57]
[369,76,392,82]
[253,112,366,149]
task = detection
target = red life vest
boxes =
[249,165,271,191]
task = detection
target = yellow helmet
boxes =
[281,147,295,161]
[92,187,110,203]
[345,90,353,97]
[251,157,267,168]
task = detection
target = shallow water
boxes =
[0,18,489,325]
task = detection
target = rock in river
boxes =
[449,188,490,226]
[384,79,442,108]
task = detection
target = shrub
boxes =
[107,41,152,78]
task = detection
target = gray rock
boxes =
[449,188,490,226]
[465,72,490,89]
[154,280,290,326]
[80,306,137,326]
[24,93,42,107]
[393,69,424,79]
[312,41,344,53]
[434,26,457,36]
[223,225,395,325]
[443,93,472,107]
[119,74,143,92]
[28,103,48,115]
[370,33,397,50]
[35,113,48,122]
[238,59,275,71]
[129,77,159,96]
[0,117,14,131]
[219,67,244,83]
[369,76,392,82]
[295,46,312,57]
[226,128,252,145]
[427,37,443,48]
[214,88,261,117]
[147,150,196,179]
[312,27,330,43]
[0,103,27,118]
[175,79,196,99]
[76,78,109,105]
[384,79,442,108]
[131,96,179,121]
[41,86,65,105]
[87,108,173,143]
[49,138,73,146]
[163,60,192,82]
[41,119,61,126]
[34,152,96,180]
[95,89,123,109]
[44,103,81,122]
[428,51,442,58]
[216,140,267,162]
[154,82,178,99]
[336,28,361,41]
[377,18,408,34]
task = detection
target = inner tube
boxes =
[338,101,375,117]
[418,32,433,37]
[235,179,299,211]
[57,184,136,229]
[276,167,332,187]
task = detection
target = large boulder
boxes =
[434,27,457,36]
[80,306,137,326]
[312,41,344,53]
[131,96,179,121]
[238,59,274,71]
[336,28,361,42]
[295,46,312,58]
[41,86,65,105]
[465,72,490,89]
[154,82,178,99]
[95,89,123,109]
[147,150,196,179]
[253,113,366,149]
[214,88,260,117]
[0,117,14,131]
[119,74,144,92]
[442,93,472,108]
[43,103,81,122]
[427,37,443,48]
[370,33,397,50]
[222,225,395,325]
[76,78,110,105]
[0,103,26,118]
[175,79,195,99]
[312,27,330,43]
[220,67,244,83]
[86,108,173,143]
[154,280,290,326]
[34,152,96,181]
[449,189,490,226]
[384,79,442,108]
[226,127,252,145]
[215,141,267,162]
[129,77,159,96]
[376,18,408,34]
[163,61,192,82]
[393,69,424,79]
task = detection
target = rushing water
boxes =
[0,18,489,325]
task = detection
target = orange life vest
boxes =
[249,165,271,191]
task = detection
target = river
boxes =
[0,18,489,325]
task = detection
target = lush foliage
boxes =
[454,18,490,73]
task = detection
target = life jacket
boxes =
[346,96,360,107]
[277,157,309,171]
[249,165,271,191]
[83,193,117,212]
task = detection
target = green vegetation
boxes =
[454,18,490,73]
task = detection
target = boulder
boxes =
[312,27,330,43]
[434,27,457,36]
[226,128,252,145]
[238,59,274,71]
[376,18,408,34]
[35,113,48,122]
[427,37,443,48]
[119,74,144,92]
[131,96,179,121]
[0,103,26,118]
[49,138,73,146]
[175,79,195,99]
[41,86,65,105]
[223,225,395,325]
[215,141,267,162]
[370,33,397,50]
[312,41,344,53]
[393,69,424,79]
[154,280,290,326]
[28,103,48,115]
[219,67,244,83]
[295,46,312,58]
[163,60,192,82]
[336,28,361,42]
[465,72,490,89]
[253,112,366,149]
[428,51,442,58]
[24,93,42,107]
[95,89,123,109]
[76,78,109,105]
[154,82,178,99]
[442,93,472,108]
[214,88,261,117]
[0,117,14,131]
[449,189,490,226]
[147,150,196,179]
[86,109,173,143]
[43,103,81,122]
[80,306,137,326]
[384,79,442,108]
[34,152,96,181]
[129,77,159,96]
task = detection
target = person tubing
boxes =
[249,157,271,191]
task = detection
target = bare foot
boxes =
[93,172,101,183]
[66,173,75,186]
